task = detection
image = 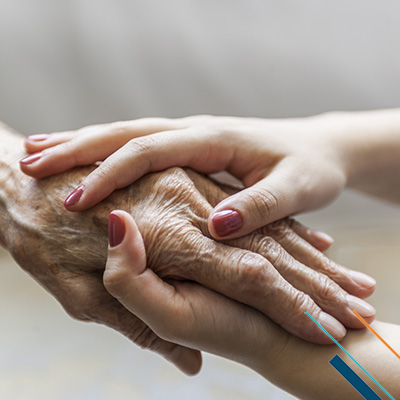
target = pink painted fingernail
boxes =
[346,295,376,318]
[108,213,126,247]
[26,134,50,142]
[349,270,376,289]
[318,312,346,339]
[211,209,242,237]
[64,186,84,208]
[19,152,43,165]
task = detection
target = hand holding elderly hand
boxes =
[12,121,378,344]
[104,210,287,374]
[104,211,399,400]
[21,114,348,240]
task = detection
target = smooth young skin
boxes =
[105,210,400,399]
[0,123,376,362]
[20,109,400,240]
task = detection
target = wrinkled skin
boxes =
[0,123,373,373]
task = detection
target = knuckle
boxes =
[244,188,280,220]
[291,289,314,313]
[48,140,75,158]
[285,217,302,231]
[88,162,116,188]
[316,274,342,300]
[255,236,282,263]
[312,253,343,278]
[132,324,162,350]
[128,136,158,155]
[275,286,319,329]
[236,253,271,295]
[267,219,294,240]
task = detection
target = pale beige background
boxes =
[1,1,400,399]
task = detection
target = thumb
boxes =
[104,210,180,322]
[104,210,202,375]
[209,163,316,239]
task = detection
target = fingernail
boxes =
[64,185,84,208]
[347,294,376,318]
[211,209,242,237]
[26,134,50,142]
[19,152,43,165]
[108,213,126,247]
[349,270,376,289]
[318,312,346,339]
[307,229,334,245]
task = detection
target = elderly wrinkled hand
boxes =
[0,123,376,373]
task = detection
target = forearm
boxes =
[322,108,400,203]
[258,320,400,399]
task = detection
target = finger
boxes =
[208,158,342,240]
[289,219,334,252]
[64,272,202,375]
[231,231,375,331]
[61,129,235,211]
[261,219,377,299]
[178,235,346,344]
[24,131,79,153]
[20,118,190,179]
[104,210,206,356]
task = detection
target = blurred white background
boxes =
[1,1,400,399]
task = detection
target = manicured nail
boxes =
[318,312,346,339]
[349,270,376,289]
[307,229,334,245]
[346,295,376,318]
[64,185,84,208]
[211,209,242,237]
[108,213,126,247]
[26,134,50,142]
[19,152,43,165]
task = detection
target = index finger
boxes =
[63,129,234,211]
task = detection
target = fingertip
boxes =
[318,311,347,341]
[104,210,146,293]
[19,152,46,178]
[63,185,85,210]
[208,209,244,239]
[108,210,146,256]
[108,212,126,248]
[171,349,203,376]
[26,134,51,142]
[308,229,334,251]
[25,134,50,150]
[63,184,106,212]
[107,210,142,250]
[348,270,376,291]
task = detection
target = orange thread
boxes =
[353,310,400,360]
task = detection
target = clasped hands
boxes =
[8,117,377,376]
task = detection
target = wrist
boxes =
[318,109,400,189]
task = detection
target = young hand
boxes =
[20,114,347,239]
